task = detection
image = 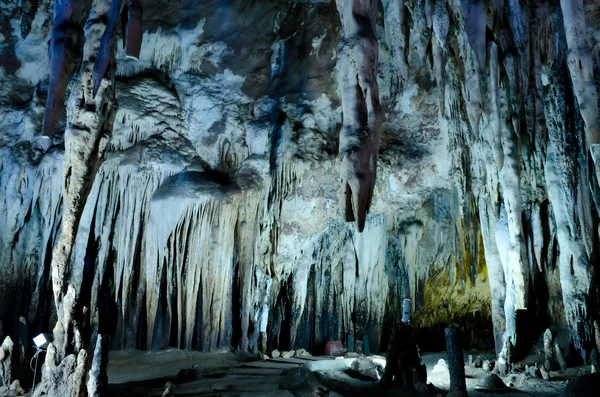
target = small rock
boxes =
[271,349,280,358]
[162,381,176,397]
[281,350,295,358]
[9,380,24,393]
[527,365,540,378]
[432,358,448,373]
[295,348,311,357]
[483,359,494,372]
[325,340,345,356]
[475,374,508,391]
[261,354,269,361]
[474,355,486,368]
[347,356,381,381]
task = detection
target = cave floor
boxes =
[107,349,570,396]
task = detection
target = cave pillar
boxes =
[334,0,382,232]
[543,60,595,355]
[35,0,117,395]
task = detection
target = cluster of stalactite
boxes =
[2,0,600,395]
[436,0,600,361]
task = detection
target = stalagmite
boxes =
[36,0,117,394]
[543,329,556,370]
[335,0,382,232]
[445,327,468,396]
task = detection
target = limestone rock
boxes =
[0,337,14,387]
[555,343,567,371]
[295,349,311,357]
[281,350,295,359]
[162,381,176,397]
[482,359,494,373]
[271,350,281,359]
[324,341,344,357]
[432,359,448,373]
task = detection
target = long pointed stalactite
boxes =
[42,0,85,137]
[335,0,382,233]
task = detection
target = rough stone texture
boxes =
[0,0,600,394]
[324,341,344,357]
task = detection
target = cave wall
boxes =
[1,0,600,373]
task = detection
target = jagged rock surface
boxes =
[1,2,600,394]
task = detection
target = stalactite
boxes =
[42,0,85,136]
[543,59,595,354]
[93,0,124,97]
[335,0,382,232]
[381,0,409,99]
[431,0,448,112]
[559,0,600,147]
[20,0,40,39]
[125,0,143,59]
[460,0,486,70]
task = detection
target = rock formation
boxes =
[0,0,600,395]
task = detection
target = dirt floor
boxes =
[107,349,576,396]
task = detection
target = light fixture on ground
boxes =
[31,333,52,391]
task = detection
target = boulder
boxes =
[295,348,311,357]
[474,374,509,392]
[325,341,344,357]
[281,350,295,358]
[473,355,486,368]
[482,359,494,372]
[271,349,280,358]
[346,356,382,381]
